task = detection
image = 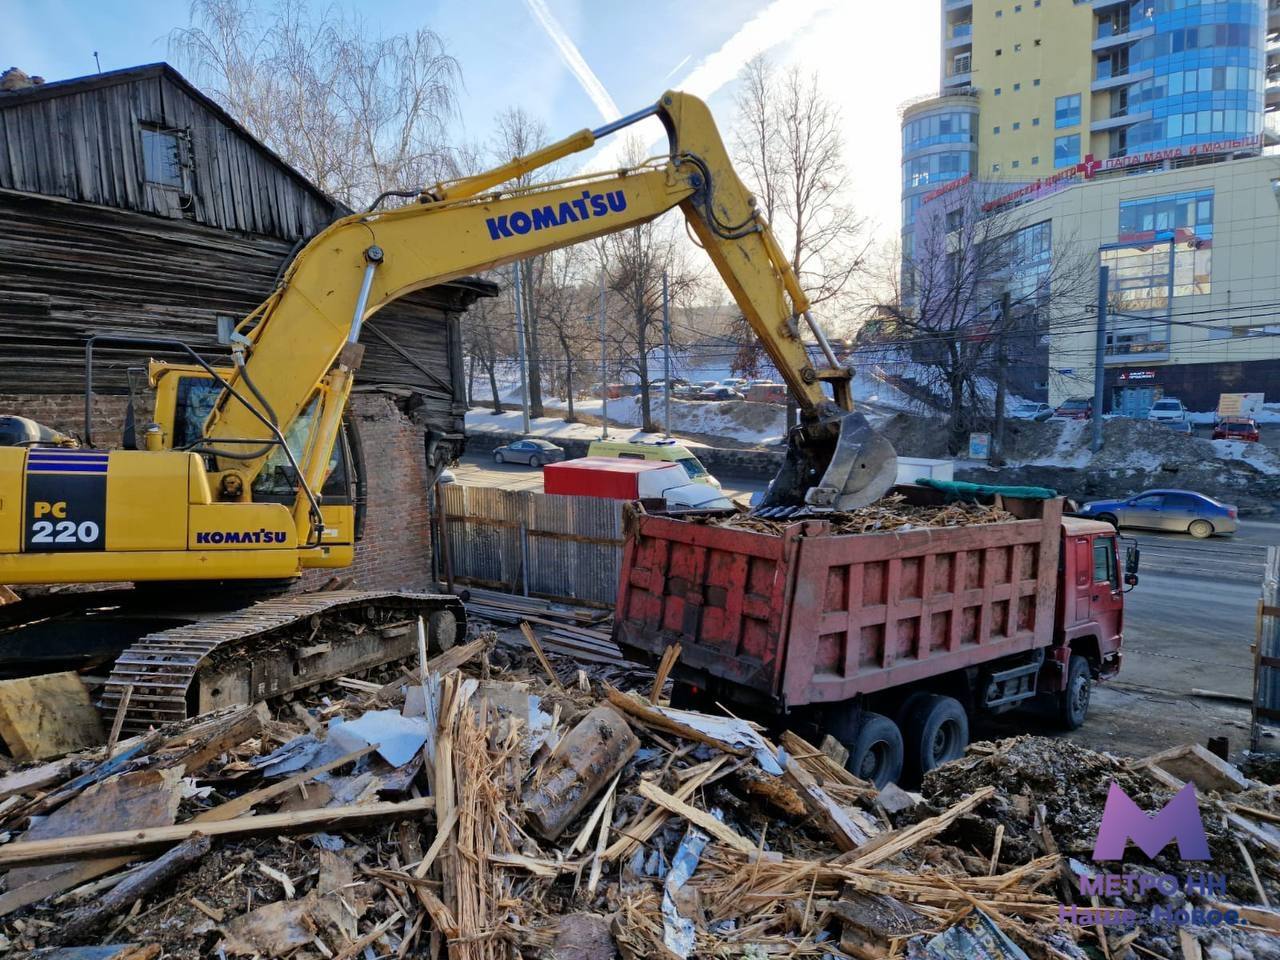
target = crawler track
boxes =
[99,590,464,735]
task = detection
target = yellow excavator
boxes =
[0,92,896,731]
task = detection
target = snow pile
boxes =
[1213,438,1280,475]
[567,396,788,445]
[1028,418,1090,468]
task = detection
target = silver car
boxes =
[492,438,566,467]
[1079,488,1238,538]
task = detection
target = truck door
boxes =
[1072,537,1092,624]
[1089,534,1123,651]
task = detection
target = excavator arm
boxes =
[204,91,896,540]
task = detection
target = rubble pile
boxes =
[0,629,1275,959]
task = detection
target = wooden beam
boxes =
[636,779,765,858]
[0,798,434,868]
[781,757,870,851]
[193,745,376,823]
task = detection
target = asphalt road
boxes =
[453,451,1276,756]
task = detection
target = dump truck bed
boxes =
[614,488,1064,710]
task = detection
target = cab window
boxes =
[677,458,709,478]
[1092,537,1117,588]
[171,377,222,448]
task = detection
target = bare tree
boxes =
[540,248,594,422]
[732,56,869,309]
[171,0,460,208]
[864,186,1092,454]
[490,107,558,419]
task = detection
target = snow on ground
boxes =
[1028,418,1090,468]
[1213,438,1280,474]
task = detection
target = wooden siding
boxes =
[0,67,338,241]
[0,191,490,439]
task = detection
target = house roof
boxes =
[0,62,341,213]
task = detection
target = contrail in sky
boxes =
[523,0,621,123]
[663,54,692,82]
[580,0,840,172]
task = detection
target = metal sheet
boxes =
[443,485,624,605]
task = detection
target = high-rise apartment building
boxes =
[899,0,1280,414]
[904,0,1277,241]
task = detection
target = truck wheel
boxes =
[1058,655,1092,730]
[1188,519,1213,539]
[843,713,904,789]
[901,694,969,783]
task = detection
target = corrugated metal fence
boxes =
[438,485,624,607]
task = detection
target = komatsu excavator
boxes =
[0,92,896,732]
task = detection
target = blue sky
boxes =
[2,0,938,243]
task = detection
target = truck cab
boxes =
[1054,518,1132,681]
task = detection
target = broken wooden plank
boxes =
[369,637,486,702]
[0,672,105,760]
[520,621,565,691]
[1135,743,1250,793]
[0,798,435,868]
[649,643,681,705]
[55,835,211,943]
[845,786,997,868]
[781,756,871,851]
[636,779,767,859]
[604,689,751,758]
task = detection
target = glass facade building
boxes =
[1121,0,1266,153]
[899,97,979,232]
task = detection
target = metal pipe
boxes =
[513,261,531,436]
[803,311,841,370]
[662,271,672,438]
[1092,265,1109,454]
[599,270,609,439]
[590,104,660,141]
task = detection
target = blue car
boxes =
[1077,488,1237,539]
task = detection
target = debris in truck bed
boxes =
[0,619,1278,960]
[715,493,1020,536]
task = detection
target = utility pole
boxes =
[1091,264,1109,453]
[662,271,672,438]
[512,261,531,436]
[599,269,609,439]
[991,292,1011,466]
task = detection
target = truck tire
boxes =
[1058,655,1092,730]
[839,712,904,789]
[901,694,969,783]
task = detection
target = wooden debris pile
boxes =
[0,626,1278,959]
[714,493,1020,537]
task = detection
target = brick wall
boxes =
[301,393,436,591]
[4,391,439,591]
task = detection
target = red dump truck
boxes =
[613,487,1138,786]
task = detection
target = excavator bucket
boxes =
[758,408,898,514]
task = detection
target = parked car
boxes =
[1213,417,1260,442]
[1146,398,1187,423]
[746,382,788,405]
[1165,419,1193,436]
[1054,397,1093,420]
[720,377,749,389]
[673,383,702,399]
[587,438,720,488]
[492,438,566,467]
[1012,402,1054,422]
[1077,489,1237,538]
[696,385,744,401]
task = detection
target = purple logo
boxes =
[1093,782,1210,861]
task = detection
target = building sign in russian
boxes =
[981,135,1263,213]
[921,174,972,204]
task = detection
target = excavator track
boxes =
[100,590,465,736]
